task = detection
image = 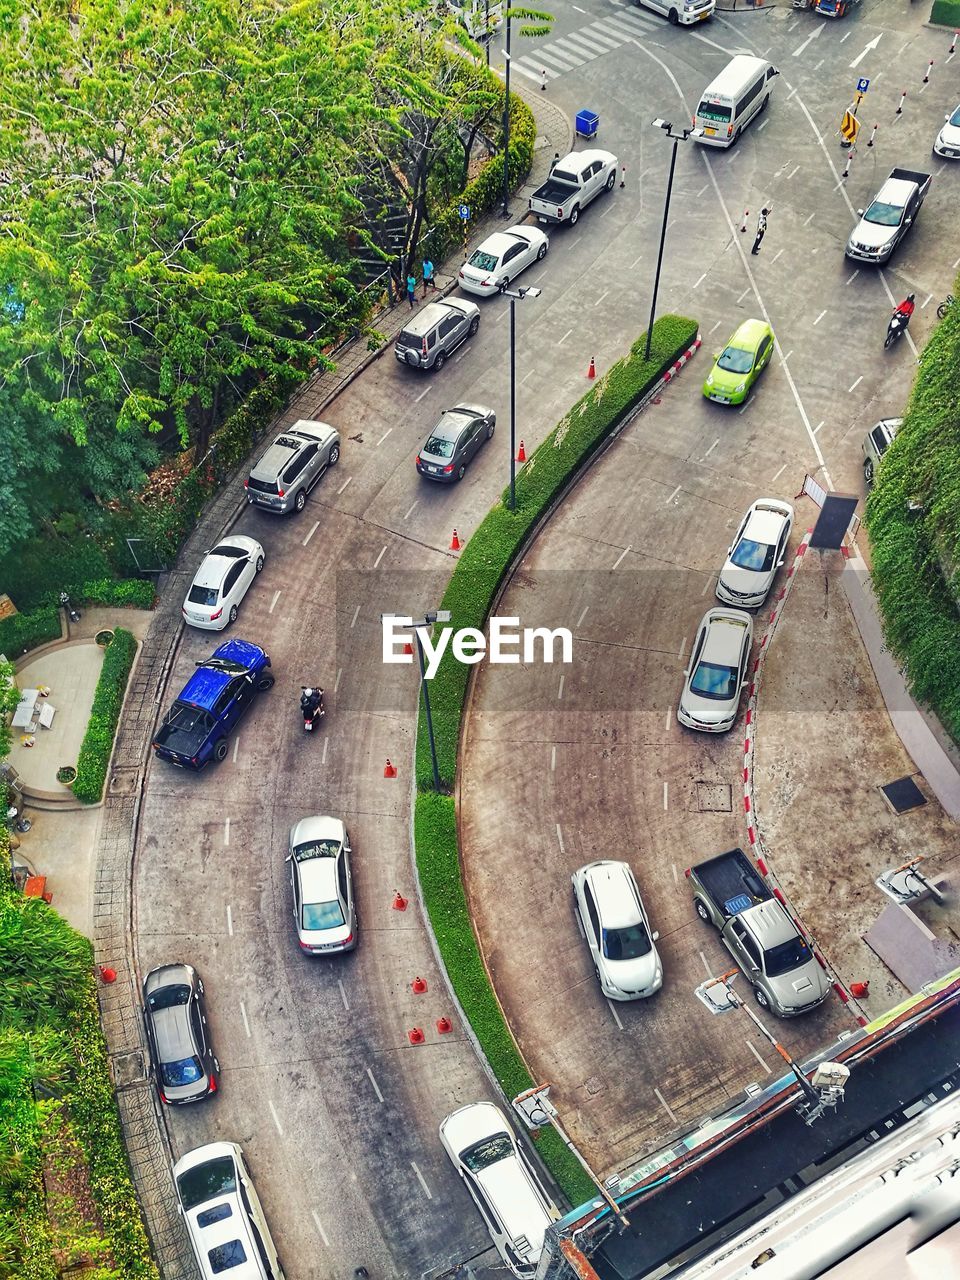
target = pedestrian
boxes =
[406,272,417,308]
[751,207,769,256]
[550,151,560,173]
[422,258,436,295]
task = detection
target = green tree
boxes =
[0,661,21,761]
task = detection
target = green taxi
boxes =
[703,318,775,405]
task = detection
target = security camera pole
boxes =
[498,283,541,511]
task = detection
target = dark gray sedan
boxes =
[142,963,219,1104]
[416,403,496,483]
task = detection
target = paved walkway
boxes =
[13,643,104,791]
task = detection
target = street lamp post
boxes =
[409,609,451,792]
[498,283,541,511]
[644,118,703,362]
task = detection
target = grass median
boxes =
[412,315,699,1207]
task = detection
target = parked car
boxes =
[440,1101,560,1278]
[716,499,793,609]
[142,963,218,1104]
[678,607,754,733]
[152,638,274,769]
[845,167,931,265]
[458,226,549,296]
[394,298,480,371]
[934,103,960,158]
[572,860,662,1001]
[181,536,265,630]
[686,848,830,1015]
[416,403,495,483]
[173,1141,285,1280]
[244,419,340,514]
[637,0,714,23]
[862,417,902,483]
[286,815,356,954]
[703,319,774,405]
[528,148,618,224]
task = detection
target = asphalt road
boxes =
[131,1,959,1275]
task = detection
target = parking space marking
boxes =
[224,818,230,847]
[772,463,787,483]
[454,346,471,363]
[321,737,328,765]
[303,521,319,546]
[666,484,681,506]
[786,86,798,102]
[607,1000,625,1031]
[785,165,799,180]
[415,385,433,402]
[630,255,643,270]
[337,476,352,495]
[232,737,240,763]
[404,500,418,520]
[701,573,714,596]
[239,1000,251,1037]
[226,905,234,937]
[697,183,709,197]
[846,270,859,285]
[954,256,960,270]
[373,545,387,568]
[612,545,631,569]
[551,745,557,772]
[521,367,537,384]
[678,636,687,662]
[377,428,392,446]
[350,605,360,628]
[311,1211,330,1247]
[269,1100,284,1136]
[366,1067,385,1102]
[559,328,574,345]
[708,319,723,334]
[337,978,350,1011]
[654,1087,679,1124]
[577,604,589,626]
[595,288,610,306]
[599,202,616,219]
[770,248,783,265]
[335,667,343,693]
[840,30,851,42]
[556,824,566,857]
[269,590,281,614]
[558,673,565,700]
[736,287,750,304]
[921,293,933,310]
[746,1039,772,1073]
[813,309,827,325]
[848,375,863,394]
[703,437,719,458]
[568,236,582,249]
[671,864,679,886]
[813,420,825,435]
[699,950,714,977]
[757,119,769,132]
[411,1162,433,1199]
[694,271,707,289]
[663,782,668,811]
[665,705,672,731]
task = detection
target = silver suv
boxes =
[245,419,340,514]
[862,417,902,484]
[142,963,218,1104]
[395,298,480,372]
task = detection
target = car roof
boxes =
[728,318,770,349]
[430,406,478,440]
[179,639,265,710]
[193,551,234,591]
[298,858,338,905]
[152,1001,196,1061]
[702,611,750,664]
[744,900,797,947]
[476,231,525,256]
[400,300,475,336]
[583,861,640,929]
[743,506,787,544]
[476,1151,552,1252]
[874,176,914,205]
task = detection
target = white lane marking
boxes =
[709,319,723,334]
[337,476,352,495]
[771,248,783,265]
[746,1038,773,1073]
[350,605,360,629]
[846,270,859,285]
[334,667,343,693]
[630,255,643,270]
[701,572,714,596]
[373,545,387,568]
[840,30,851,43]
[786,165,800,180]
[672,863,679,886]
[703,437,719,459]
[577,605,589,626]
[666,484,681,505]
[411,1162,434,1199]
[694,271,707,289]
[454,346,471,363]
[758,119,769,132]
[803,212,815,227]
[678,636,687,662]
[558,673,565,700]
[232,736,240,763]
[377,428,392,446]
[239,1000,251,1038]
[572,3,586,10]
[404,500,418,520]
[224,818,230,847]
[697,183,709,197]
[921,293,933,310]
[568,236,582,249]
[954,256,960,270]
[415,385,432,403]
[338,978,350,1011]
[311,1211,330,1248]
[556,824,565,857]
[813,420,825,435]
[303,520,319,546]
[595,289,610,306]
[665,705,673,732]
[612,545,631,569]
[654,1087,679,1124]
[663,782,669,811]
[772,463,787,483]
[521,367,536,384]
[813,310,827,326]
[558,328,574,345]
[786,86,797,102]
[268,1100,284,1136]
[607,999,625,1031]
[848,375,863,394]
[366,1067,385,1102]
[792,90,855,220]
[321,737,328,765]
[551,745,557,772]
[269,590,281,614]
[737,287,750,304]
[226,905,233,937]
[699,950,714,977]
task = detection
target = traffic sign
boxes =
[840,110,860,144]
[458,204,471,220]
[856,76,870,94]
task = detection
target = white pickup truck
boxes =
[528,149,618,226]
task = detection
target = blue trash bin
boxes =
[575,109,599,139]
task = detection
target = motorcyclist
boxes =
[300,686,324,722]
[893,293,916,324]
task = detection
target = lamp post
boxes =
[644,118,703,361]
[410,609,451,792]
[500,9,513,217]
[498,283,541,511]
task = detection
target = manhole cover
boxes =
[109,768,141,797]
[584,1076,603,1097]
[697,782,732,813]
[880,775,927,815]
[112,1049,148,1088]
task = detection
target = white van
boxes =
[174,1142,284,1280]
[638,0,715,25]
[694,55,779,147]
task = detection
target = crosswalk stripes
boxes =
[510,60,557,84]
[538,47,584,71]
[580,24,629,50]
[514,9,661,82]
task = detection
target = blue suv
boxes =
[152,639,274,770]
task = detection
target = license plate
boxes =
[427,465,438,474]
[698,10,708,18]
[188,612,206,622]
[705,127,716,136]
[713,395,728,403]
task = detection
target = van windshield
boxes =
[698,100,732,123]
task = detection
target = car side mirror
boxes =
[284,853,292,863]
[905,217,912,226]
[652,930,660,942]
[856,208,864,216]
[713,351,719,359]
[776,559,784,568]
[947,115,951,122]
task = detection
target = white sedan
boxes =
[181,535,264,630]
[572,860,662,1001]
[934,102,960,159]
[678,607,754,733]
[716,499,793,609]
[458,225,549,296]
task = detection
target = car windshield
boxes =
[208,1240,247,1273]
[147,983,190,1010]
[698,100,731,123]
[176,1155,237,1210]
[950,105,960,126]
[691,660,738,701]
[293,839,340,862]
[161,1055,204,1088]
[467,249,499,272]
[764,935,813,977]
[422,435,455,459]
[730,537,775,573]
[602,923,652,961]
[717,346,754,374]
[863,200,903,227]
[187,585,219,607]
[302,900,345,931]
[461,1132,512,1172]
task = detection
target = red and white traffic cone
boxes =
[587,356,596,379]
[516,439,526,463]
[392,890,408,911]
[450,527,461,551]
[850,980,869,998]
[99,966,117,984]
[383,758,397,778]
[412,976,428,994]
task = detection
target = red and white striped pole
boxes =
[740,208,749,232]
[866,122,878,148]
[896,88,907,115]
[841,148,853,180]
[951,31,958,55]
[923,60,934,84]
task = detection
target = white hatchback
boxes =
[440,1101,560,1277]
[716,499,793,609]
[458,225,549,296]
[678,607,754,733]
[182,536,264,630]
[572,860,662,1001]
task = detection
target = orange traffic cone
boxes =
[450,527,462,551]
[384,758,397,778]
[408,1027,425,1045]
[516,439,526,463]
[392,890,408,911]
[99,966,117,984]
[587,356,596,379]
[412,976,428,994]
[402,641,413,655]
[850,980,869,998]
[436,1016,453,1034]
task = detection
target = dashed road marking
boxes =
[746,1038,772,1073]
[559,328,574,345]
[678,635,687,662]
[694,271,707,289]
[269,590,281,614]
[666,484,681,505]
[239,1000,251,1037]
[577,604,589,626]
[556,824,565,857]
[415,385,432,402]
[350,605,360,628]
[654,1087,678,1124]
[411,1161,433,1198]
[701,573,714,596]
[671,864,679,886]
[404,500,418,520]
[595,289,610,307]
[303,521,319,546]
[338,978,350,1011]
[366,1067,385,1102]
[373,545,387,568]
[224,818,230,847]
[665,705,673,731]
[737,287,751,304]
[813,420,825,435]
[921,293,933,310]
[703,437,719,458]
[337,476,352,495]
[699,950,714,977]
[709,319,723,334]
[697,183,709,197]
[377,428,392,446]
[846,270,859,286]
[612,545,631,569]
[813,309,827,325]
[551,745,557,772]
[663,782,669,811]
[557,673,565,700]
[226,905,233,937]
[607,1000,625,1031]
[772,463,787,483]
[334,667,343,694]
[771,248,783,265]
[630,255,643,270]
[268,1100,284,1136]
[311,1211,330,1247]
[757,119,769,132]
[848,375,863,394]
[321,737,328,765]
[232,737,240,763]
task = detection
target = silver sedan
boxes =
[716,499,793,609]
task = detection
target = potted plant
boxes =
[57,765,77,788]
[95,629,115,647]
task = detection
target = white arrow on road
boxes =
[850,34,882,69]
[793,24,823,57]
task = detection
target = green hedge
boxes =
[77,578,155,609]
[416,314,699,789]
[412,316,699,1206]
[931,0,960,27]
[72,628,138,804]
[0,605,61,657]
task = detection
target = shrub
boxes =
[78,578,155,609]
[72,628,137,804]
[0,606,60,657]
[0,580,152,660]
[931,0,960,27]
[0,540,112,613]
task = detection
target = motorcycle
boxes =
[59,590,81,623]
[884,311,910,349]
[937,293,955,320]
[300,687,325,732]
